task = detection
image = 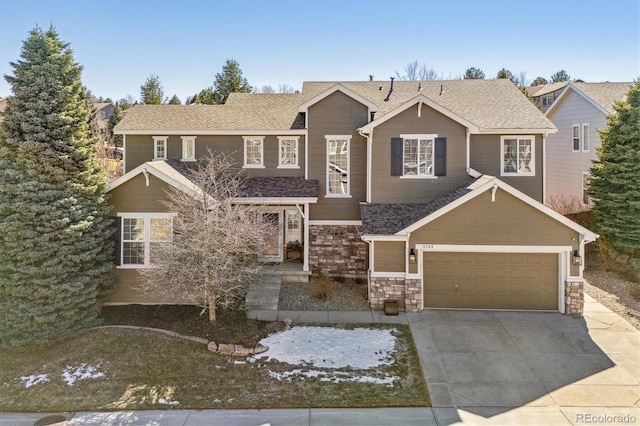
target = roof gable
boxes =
[297,83,378,113]
[545,82,632,117]
[361,175,597,241]
[359,94,480,133]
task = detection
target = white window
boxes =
[572,124,590,153]
[243,136,264,168]
[542,96,553,107]
[582,123,590,152]
[401,134,436,177]
[572,125,581,152]
[119,213,174,267]
[326,135,351,197]
[501,136,535,176]
[181,136,196,161]
[153,136,167,160]
[582,172,591,205]
[278,137,299,168]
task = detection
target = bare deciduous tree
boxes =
[396,60,439,81]
[139,153,266,322]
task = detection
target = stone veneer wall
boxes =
[565,280,584,315]
[308,225,368,276]
[370,276,422,312]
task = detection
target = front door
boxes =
[260,212,283,262]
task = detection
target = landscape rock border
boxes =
[97,325,268,357]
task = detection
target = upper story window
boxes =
[153,136,167,160]
[501,136,535,176]
[582,123,590,152]
[181,136,196,161]
[542,96,553,107]
[572,124,590,153]
[326,135,351,197]
[401,134,436,177]
[119,213,174,268]
[244,136,265,168]
[278,137,299,168]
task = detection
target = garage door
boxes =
[423,252,558,310]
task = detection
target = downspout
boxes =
[465,127,470,174]
[122,134,127,174]
[358,127,373,203]
[542,132,547,205]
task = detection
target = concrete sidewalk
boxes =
[3,406,638,425]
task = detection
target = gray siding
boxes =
[124,134,305,178]
[307,91,369,221]
[370,104,469,203]
[470,134,544,202]
[545,90,605,206]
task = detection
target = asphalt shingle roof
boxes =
[572,82,632,114]
[162,160,318,199]
[360,175,494,235]
[115,79,555,133]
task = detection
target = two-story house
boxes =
[109,79,596,314]
[527,81,571,113]
[544,82,631,212]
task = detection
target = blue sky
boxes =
[1,0,638,102]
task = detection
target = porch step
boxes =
[245,275,282,311]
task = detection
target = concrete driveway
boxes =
[407,293,640,424]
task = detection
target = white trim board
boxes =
[298,83,378,113]
[416,244,573,253]
[308,220,362,226]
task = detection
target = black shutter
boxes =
[391,137,403,176]
[112,216,122,266]
[434,137,447,176]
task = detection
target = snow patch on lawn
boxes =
[62,363,105,386]
[158,397,179,406]
[253,326,396,368]
[252,326,399,386]
[20,374,50,388]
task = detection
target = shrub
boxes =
[310,274,335,301]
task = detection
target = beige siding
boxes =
[109,174,173,213]
[106,269,199,304]
[373,241,405,272]
[470,134,544,202]
[124,134,305,178]
[545,90,606,205]
[307,91,368,220]
[370,103,469,203]
[409,188,581,276]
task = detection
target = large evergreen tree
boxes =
[588,80,640,255]
[212,59,252,104]
[0,27,113,346]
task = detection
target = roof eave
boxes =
[115,129,307,136]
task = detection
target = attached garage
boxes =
[423,251,559,310]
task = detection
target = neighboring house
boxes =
[544,82,631,212]
[109,79,597,314]
[526,81,570,113]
